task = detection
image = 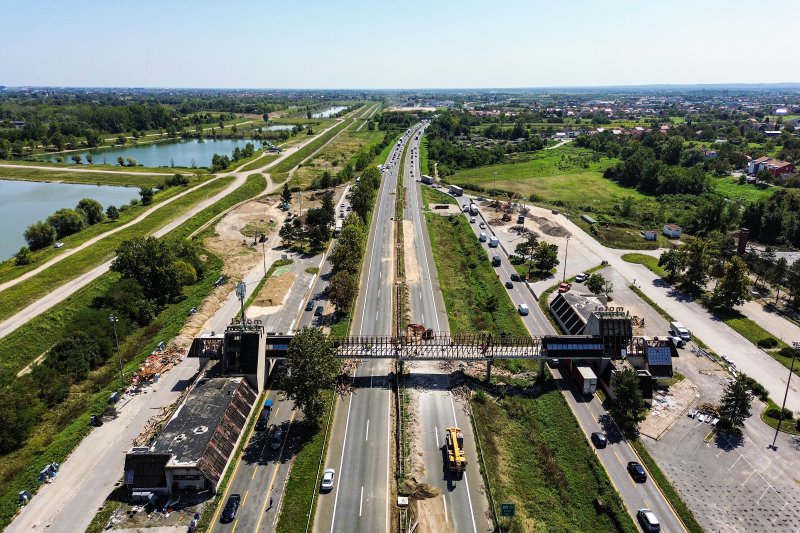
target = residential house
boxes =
[663,224,683,238]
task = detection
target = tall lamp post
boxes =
[562,235,571,283]
[771,341,799,449]
[109,315,123,389]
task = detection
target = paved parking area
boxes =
[648,410,800,532]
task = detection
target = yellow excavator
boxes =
[445,427,467,473]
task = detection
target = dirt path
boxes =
[0,163,172,175]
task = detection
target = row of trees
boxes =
[23,198,113,252]
[279,192,336,251]
[0,235,205,454]
[211,142,257,172]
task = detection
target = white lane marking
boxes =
[451,397,478,533]
[443,494,449,523]
[359,485,364,517]
[435,426,439,448]
[366,419,370,441]
[376,310,379,322]
[377,288,380,298]
[329,392,353,533]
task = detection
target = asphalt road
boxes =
[450,189,687,532]
[315,127,418,533]
[404,127,488,532]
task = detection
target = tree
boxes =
[681,238,711,289]
[86,153,93,164]
[76,198,105,225]
[15,246,33,266]
[139,186,154,206]
[514,232,539,277]
[586,273,605,295]
[712,256,752,309]
[24,220,56,250]
[117,156,125,166]
[718,375,753,431]
[111,236,182,305]
[279,221,297,246]
[328,271,358,312]
[787,258,800,309]
[106,205,120,221]
[47,208,85,238]
[609,368,646,438]
[71,154,82,164]
[281,182,292,205]
[770,257,789,305]
[329,218,365,274]
[350,182,375,223]
[602,278,615,299]
[0,386,41,453]
[658,248,684,281]
[281,327,340,423]
[304,207,332,250]
[531,242,559,273]
[619,195,635,217]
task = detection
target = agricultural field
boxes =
[712,175,776,203]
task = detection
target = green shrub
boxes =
[779,346,797,358]
[757,337,778,348]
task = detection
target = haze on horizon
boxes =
[2,0,797,90]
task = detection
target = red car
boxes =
[558,282,571,293]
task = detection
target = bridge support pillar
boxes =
[485,359,493,382]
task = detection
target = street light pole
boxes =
[109,315,123,389]
[562,235,571,283]
[771,341,799,449]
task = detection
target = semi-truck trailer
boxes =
[421,174,434,185]
[449,185,464,196]
[445,427,467,473]
[572,364,597,396]
[469,203,479,216]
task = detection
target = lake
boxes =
[312,106,347,118]
[0,179,139,259]
[42,138,260,168]
[265,124,296,131]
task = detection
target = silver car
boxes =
[321,468,335,491]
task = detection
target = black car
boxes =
[314,305,324,316]
[627,461,647,482]
[305,300,315,312]
[220,494,241,523]
[590,432,607,448]
[255,414,268,431]
[505,281,514,289]
[510,273,521,282]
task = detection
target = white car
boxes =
[321,468,335,491]
[575,272,588,283]
[518,304,529,316]
[470,217,476,223]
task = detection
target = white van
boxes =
[489,236,499,248]
[479,232,488,242]
[669,321,691,341]
[518,304,529,315]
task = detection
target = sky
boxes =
[2,0,798,89]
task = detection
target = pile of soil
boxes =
[531,215,570,237]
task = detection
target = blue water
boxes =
[42,138,260,168]
[0,179,139,259]
[312,106,347,118]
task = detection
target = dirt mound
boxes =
[254,272,295,307]
[400,479,441,500]
[531,215,569,237]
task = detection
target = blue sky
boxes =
[2,0,797,88]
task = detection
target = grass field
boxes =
[0,177,234,325]
[472,383,636,532]
[419,136,430,176]
[290,128,383,189]
[270,118,354,183]
[448,145,633,213]
[712,176,776,203]
[621,252,667,278]
[420,185,456,208]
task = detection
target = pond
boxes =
[312,106,347,118]
[265,124,296,131]
[0,179,139,259]
[41,138,261,168]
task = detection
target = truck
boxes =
[571,364,597,396]
[333,218,343,237]
[469,203,479,216]
[444,427,467,473]
[449,185,464,196]
[669,321,691,341]
[421,174,434,185]
[489,236,499,248]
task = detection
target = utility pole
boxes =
[562,235,571,283]
[771,341,799,449]
[236,281,247,327]
[109,315,123,389]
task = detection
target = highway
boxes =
[450,189,687,532]
[403,127,488,532]
[314,127,417,533]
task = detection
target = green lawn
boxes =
[0,165,185,187]
[621,253,667,278]
[472,384,636,532]
[419,137,430,176]
[420,185,456,208]
[426,214,527,337]
[270,118,355,183]
[448,145,635,214]
[712,176,776,203]
[291,128,383,189]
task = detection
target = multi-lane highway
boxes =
[403,127,488,532]
[315,127,418,533]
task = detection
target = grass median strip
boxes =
[0,177,233,324]
[471,380,637,532]
[621,252,666,278]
